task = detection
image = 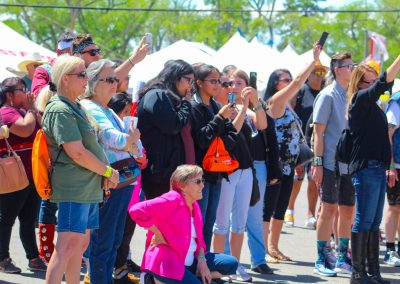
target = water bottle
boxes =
[245,115,258,137]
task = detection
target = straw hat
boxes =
[17,52,48,73]
[314,59,329,71]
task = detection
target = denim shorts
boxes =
[57,202,99,234]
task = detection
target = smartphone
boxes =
[228,93,236,107]
[145,33,152,54]
[249,72,257,89]
[318,32,329,48]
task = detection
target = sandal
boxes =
[267,255,280,263]
[269,248,292,261]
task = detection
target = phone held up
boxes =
[145,33,152,54]
[249,72,257,90]
[228,93,236,107]
[318,32,329,48]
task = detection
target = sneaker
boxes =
[84,273,90,284]
[27,257,47,271]
[113,264,140,283]
[305,216,317,229]
[251,263,273,274]
[314,261,337,277]
[0,258,21,274]
[384,250,400,267]
[231,264,252,282]
[326,247,338,268]
[284,211,294,226]
[334,260,352,274]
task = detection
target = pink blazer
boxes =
[130,190,206,280]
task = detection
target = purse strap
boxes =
[4,138,17,157]
[287,105,306,142]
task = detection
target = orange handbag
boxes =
[202,137,239,173]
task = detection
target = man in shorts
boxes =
[312,52,355,277]
[384,91,400,267]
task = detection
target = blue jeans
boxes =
[38,199,58,224]
[352,160,386,233]
[246,161,267,268]
[88,185,133,284]
[151,253,238,284]
[197,180,222,251]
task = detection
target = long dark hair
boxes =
[193,64,220,94]
[263,69,292,101]
[0,77,27,107]
[108,92,132,115]
[138,59,194,104]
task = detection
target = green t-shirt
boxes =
[42,95,106,203]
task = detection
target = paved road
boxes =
[1,180,400,283]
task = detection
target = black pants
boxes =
[0,182,41,260]
[141,180,170,200]
[115,212,136,269]
[263,173,294,222]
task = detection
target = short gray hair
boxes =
[84,59,115,98]
[170,165,203,191]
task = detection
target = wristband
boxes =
[252,102,263,112]
[312,156,323,167]
[128,57,135,67]
[198,254,206,262]
[103,165,112,178]
[389,164,396,169]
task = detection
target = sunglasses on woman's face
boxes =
[81,48,101,57]
[67,71,87,79]
[278,78,292,83]
[99,76,120,84]
[221,81,234,88]
[203,79,222,85]
[191,178,205,185]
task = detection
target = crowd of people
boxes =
[0,30,400,284]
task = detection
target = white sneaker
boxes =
[231,264,252,282]
[384,251,400,267]
[305,216,317,229]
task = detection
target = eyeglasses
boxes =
[14,88,27,93]
[181,76,194,84]
[99,76,120,84]
[191,178,205,185]
[203,79,221,85]
[221,81,234,88]
[313,71,327,77]
[361,79,377,85]
[81,48,101,57]
[67,71,87,79]
[278,78,292,83]
[338,63,357,70]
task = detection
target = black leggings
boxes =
[141,180,170,200]
[263,173,294,222]
[0,183,40,260]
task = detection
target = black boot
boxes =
[351,232,370,284]
[367,231,390,284]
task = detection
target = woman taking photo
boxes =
[0,78,46,273]
[130,164,238,284]
[36,55,119,283]
[264,42,321,262]
[191,63,237,251]
[213,69,267,281]
[137,59,194,199]
[347,58,400,284]
[80,59,141,284]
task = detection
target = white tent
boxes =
[0,22,56,81]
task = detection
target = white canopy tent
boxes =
[0,22,56,81]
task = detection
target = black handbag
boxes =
[336,128,352,164]
[249,166,260,207]
[290,108,314,166]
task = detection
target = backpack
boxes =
[32,129,61,200]
[202,137,239,173]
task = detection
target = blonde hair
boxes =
[346,64,378,116]
[35,55,85,112]
[170,165,203,191]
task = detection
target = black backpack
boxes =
[336,128,353,164]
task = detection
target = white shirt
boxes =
[184,218,198,266]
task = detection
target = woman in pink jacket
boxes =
[130,164,238,284]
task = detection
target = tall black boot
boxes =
[351,232,370,284]
[367,231,390,284]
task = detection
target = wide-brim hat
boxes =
[17,52,48,73]
[314,59,329,71]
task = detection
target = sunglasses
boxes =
[99,76,120,84]
[67,71,87,79]
[361,79,377,85]
[278,78,292,83]
[14,88,27,93]
[81,48,101,57]
[191,178,205,185]
[181,76,194,84]
[203,79,221,85]
[338,63,357,70]
[221,81,234,88]
[313,71,327,77]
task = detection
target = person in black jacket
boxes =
[137,60,194,199]
[347,59,400,284]
[191,63,237,252]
